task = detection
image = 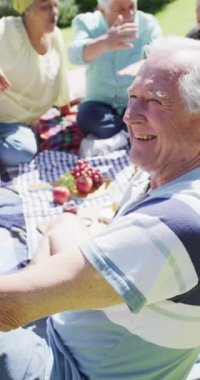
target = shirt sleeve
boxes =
[138,12,162,47]
[80,211,197,313]
[68,14,94,65]
[0,17,24,73]
[148,15,162,41]
[137,15,161,67]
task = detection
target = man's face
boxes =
[123,59,197,178]
[104,0,136,26]
[32,0,59,32]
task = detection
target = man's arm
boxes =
[0,214,122,332]
[68,15,138,64]
[83,16,138,63]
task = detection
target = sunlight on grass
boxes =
[156,0,196,36]
[61,28,76,69]
[62,0,197,69]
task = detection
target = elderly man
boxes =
[1,36,200,380]
[68,0,162,139]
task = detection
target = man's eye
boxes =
[129,95,137,100]
[147,98,161,105]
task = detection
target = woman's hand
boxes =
[0,70,11,92]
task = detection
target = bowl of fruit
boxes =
[53,160,111,202]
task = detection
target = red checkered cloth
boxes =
[35,107,84,155]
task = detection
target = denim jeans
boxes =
[77,101,127,139]
[0,122,38,167]
[0,186,50,379]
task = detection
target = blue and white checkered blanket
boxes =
[15,149,134,256]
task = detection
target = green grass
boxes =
[156,0,196,36]
[61,27,74,48]
[62,0,197,68]
[61,28,75,69]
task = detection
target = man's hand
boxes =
[33,213,90,264]
[83,15,138,63]
[0,70,11,92]
[106,15,138,50]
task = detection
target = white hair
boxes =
[97,0,137,11]
[97,0,112,10]
[146,36,200,114]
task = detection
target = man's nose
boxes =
[123,106,131,124]
[123,9,135,21]
[123,99,146,124]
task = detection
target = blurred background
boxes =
[0,0,196,68]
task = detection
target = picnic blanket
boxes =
[14,148,134,256]
[0,185,29,274]
[35,107,84,154]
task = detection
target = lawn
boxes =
[156,0,196,35]
[62,0,197,69]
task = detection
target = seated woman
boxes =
[0,0,69,168]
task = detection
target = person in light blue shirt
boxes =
[68,0,162,138]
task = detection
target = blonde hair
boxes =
[13,0,34,14]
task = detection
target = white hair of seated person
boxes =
[146,36,200,114]
[97,0,137,12]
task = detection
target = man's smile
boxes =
[134,133,156,140]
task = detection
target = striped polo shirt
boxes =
[51,168,200,380]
